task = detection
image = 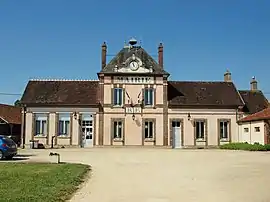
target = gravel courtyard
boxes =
[20,148,270,202]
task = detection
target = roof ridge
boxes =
[30,78,99,82]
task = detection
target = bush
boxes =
[220,142,268,151]
[264,144,270,151]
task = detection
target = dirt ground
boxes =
[18,148,270,202]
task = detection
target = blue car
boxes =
[0,135,17,160]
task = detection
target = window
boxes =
[144,121,154,139]
[195,121,205,140]
[219,121,229,139]
[144,88,154,106]
[58,114,70,136]
[35,120,47,136]
[113,88,123,106]
[113,121,123,139]
[244,128,249,133]
[35,114,47,136]
[255,127,260,132]
[59,120,70,136]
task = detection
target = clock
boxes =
[129,61,139,71]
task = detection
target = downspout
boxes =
[236,109,239,142]
[249,121,252,144]
[22,105,26,148]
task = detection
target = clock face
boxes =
[129,61,139,71]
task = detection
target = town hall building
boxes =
[20,38,269,148]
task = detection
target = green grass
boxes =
[0,163,90,202]
[220,142,270,151]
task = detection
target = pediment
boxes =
[101,46,169,75]
[114,53,153,73]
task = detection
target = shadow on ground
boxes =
[16,154,36,157]
[1,157,29,162]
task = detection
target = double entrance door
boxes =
[81,118,93,148]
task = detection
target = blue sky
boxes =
[0,0,269,105]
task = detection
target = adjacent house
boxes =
[238,107,270,145]
[0,104,21,145]
[20,38,269,148]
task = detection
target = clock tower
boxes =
[97,38,170,146]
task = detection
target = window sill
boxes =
[220,139,230,142]
[196,139,206,142]
[144,105,155,108]
[112,105,124,108]
[144,138,155,142]
[113,138,123,142]
[58,136,70,139]
[34,135,47,138]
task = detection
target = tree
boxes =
[14,99,22,107]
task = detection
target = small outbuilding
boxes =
[238,107,270,145]
[0,104,21,145]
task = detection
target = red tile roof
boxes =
[239,107,270,122]
[0,104,21,124]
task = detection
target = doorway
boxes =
[82,120,93,147]
[172,121,182,148]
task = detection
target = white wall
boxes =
[239,121,265,144]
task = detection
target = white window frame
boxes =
[144,88,154,106]
[113,121,123,140]
[195,121,205,141]
[113,88,123,106]
[220,120,229,140]
[58,114,70,136]
[35,115,47,136]
[144,121,154,139]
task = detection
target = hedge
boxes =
[220,142,270,151]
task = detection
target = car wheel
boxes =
[0,150,3,160]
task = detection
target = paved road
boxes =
[20,148,270,202]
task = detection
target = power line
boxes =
[0,93,22,96]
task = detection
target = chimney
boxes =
[250,76,258,91]
[224,69,232,82]
[158,43,163,69]
[101,42,107,69]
